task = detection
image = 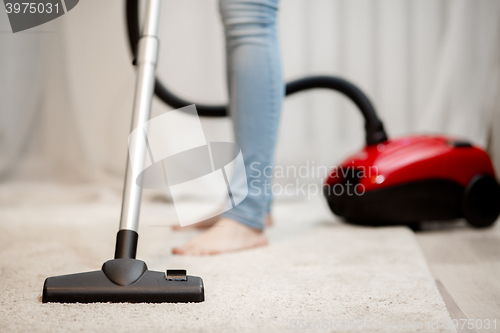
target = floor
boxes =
[1,182,499,332]
[0,183,454,332]
[416,221,500,333]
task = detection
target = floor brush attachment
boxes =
[42,258,204,303]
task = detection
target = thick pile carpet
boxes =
[0,183,453,332]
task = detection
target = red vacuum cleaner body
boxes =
[324,135,500,228]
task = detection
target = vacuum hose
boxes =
[125,0,388,145]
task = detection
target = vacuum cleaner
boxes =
[324,136,500,228]
[124,0,500,230]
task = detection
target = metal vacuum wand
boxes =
[115,0,162,259]
[42,0,204,303]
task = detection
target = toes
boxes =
[172,247,183,254]
[173,244,206,256]
[207,248,222,255]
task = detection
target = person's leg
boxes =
[220,0,283,229]
[173,0,283,255]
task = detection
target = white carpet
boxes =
[0,183,454,332]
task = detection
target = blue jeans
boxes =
[219,0,284,230]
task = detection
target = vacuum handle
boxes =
[117,0,162,258]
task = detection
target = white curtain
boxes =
[1,0,500,194]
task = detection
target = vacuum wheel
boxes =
[463,175,500,228]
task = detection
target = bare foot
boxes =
[171,214,222,230]
[172,213,273,230]
[172,218,268,255]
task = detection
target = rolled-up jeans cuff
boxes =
[221,211,265,230]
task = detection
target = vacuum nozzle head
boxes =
[42,259,204,303]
